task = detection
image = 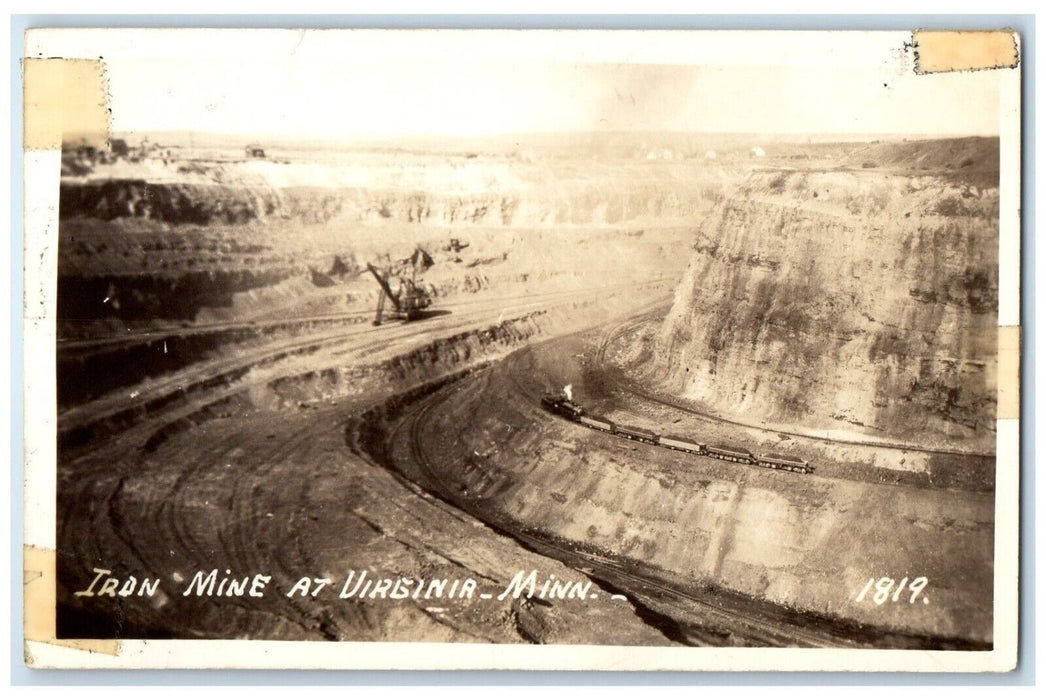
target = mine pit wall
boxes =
[58,161,717,335]
[649,170,999,453]
[58,312,372,408]
[264,288,671,412]
[116,285,670,460]
[267,313,550,410]
[423,381,994,644]
[58,175,720,228]
[104,317,548,459]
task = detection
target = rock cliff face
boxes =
[59,162,720,228]
[59,180,283,225]
[58,157,718,338]
[650,169,998,450]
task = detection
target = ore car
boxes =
[579,414,614,432]
[756,453,814,473]
[615,424,660,444]
[707,444,755,464]
[658,434,707,455]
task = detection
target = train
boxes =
[541,393,814,475]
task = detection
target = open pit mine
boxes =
[56,135,997,649]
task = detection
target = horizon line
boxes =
[102,129,1001,142]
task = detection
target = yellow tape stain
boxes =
[914,30,1020,74]
[23,57,109,151]
[997,325,1020,420]
[24,545,120,660]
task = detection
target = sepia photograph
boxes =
[21,27,1021,671]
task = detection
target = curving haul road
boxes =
[57,280,680,645]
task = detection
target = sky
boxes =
[26,29,1005,138]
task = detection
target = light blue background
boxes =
[9,13,1036,686]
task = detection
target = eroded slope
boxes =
[648,165,999,451]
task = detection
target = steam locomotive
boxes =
[541,393,814,474]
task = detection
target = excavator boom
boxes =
[366,263,403,312]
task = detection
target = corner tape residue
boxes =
[997,325,1020,420]
[913,30,1019,74]
[23,57,110,151]
[24,545,120,661]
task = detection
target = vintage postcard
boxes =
[22,28,1021,671]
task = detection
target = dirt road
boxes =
[56,279,677,645]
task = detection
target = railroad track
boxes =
[395,379,853,648]
[595,313,996,460]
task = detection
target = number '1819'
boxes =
[855,576,929,605]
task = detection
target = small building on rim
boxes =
[110,138,129,157]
